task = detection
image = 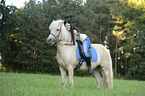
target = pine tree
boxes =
[0,0,18,71]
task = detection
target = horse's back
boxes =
[91,44,108,52]
[91,44,111,63]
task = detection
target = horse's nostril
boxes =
[46,38,54,44]
[46,38,50,43]
[50,38,53,42]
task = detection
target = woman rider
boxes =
[64,20,92,73]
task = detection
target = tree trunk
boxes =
[115,38,118,75]
[99,0,102,44]
[125,58,127,74]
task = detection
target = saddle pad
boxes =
[76,45,98,62]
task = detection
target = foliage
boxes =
[110,0,145,79]
[1,0,145,79]
[0,0,18,70]
[0,72,145,96]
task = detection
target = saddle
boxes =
[75,41,98,70]
[76,41,97,62]
[76,40,91,60]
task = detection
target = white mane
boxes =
[49,19,72,42]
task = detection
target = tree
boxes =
[1,0,144,79]
[111,0,145,79]
[0,0,18,70]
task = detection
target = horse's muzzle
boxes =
[46,38,55,45]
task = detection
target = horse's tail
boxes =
[107,49,113,89]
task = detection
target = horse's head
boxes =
[46,19,64,45]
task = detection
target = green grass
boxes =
[0,72,145,96]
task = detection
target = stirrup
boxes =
[74,61,83,70]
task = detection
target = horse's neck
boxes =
[60,25,72,42]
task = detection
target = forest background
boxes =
[0,0,145,80]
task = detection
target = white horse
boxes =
[46,19,113,89]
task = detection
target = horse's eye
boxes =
[57,29,59,31]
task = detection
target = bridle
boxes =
[50,26,62,41]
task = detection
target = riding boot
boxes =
[85,57,92,73]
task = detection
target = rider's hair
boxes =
[64,20,76,45]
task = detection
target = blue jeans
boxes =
[82,37,91,57]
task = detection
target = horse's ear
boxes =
[58,20,64,27]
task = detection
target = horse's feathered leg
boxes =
[68,65,74,88]
[93,68,102,89]
[59,66,66,88]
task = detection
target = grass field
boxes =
[0,72,145,96]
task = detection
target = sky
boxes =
[5,0,42,8]
[5,0,86,8]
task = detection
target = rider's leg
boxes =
[85,57,92,73]
[82,37,92,73]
